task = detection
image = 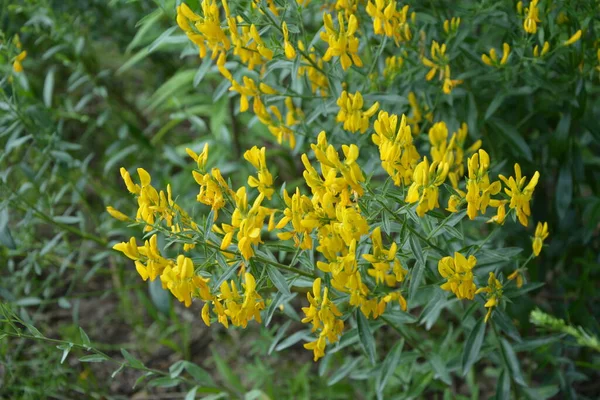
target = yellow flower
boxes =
[523,0,541,34]
[487,199,508,225]
[475,272,503,323]
[481,43,510,67]
[229,76,277,113]
[321,13,362,70]
[533,41,550,57]
[507,269,524,288]
[302,278,344,361]
[13,50,27,73]
[244,146,274,200]
[113,235,174,282]
[372,112,420,186]
[438,252,477,300]
[282,22,296,59]
[532,221,549,256]
[160,255,212,307]
[405,156,449,216]
[336,91,380,134]
[422,41,447,81]
[217,187,274,260]
[176,1,231,58]
[365,0,411,45]
[563,30,582,46]
[106,206,129,221]
[383,55,404,81]
[362,227,407,286]
[443,17,461,35]
[217,272,265,328]
[499,164,540,226]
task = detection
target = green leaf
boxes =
[211,348,244,393]
[462,317,486,376]
[328,358,360,386]
[489,118,532,161]
[501,338,527,386]
[194,57,213,87]
[429,353,451,385]
[57,343,73,364]
[357,310,377,365]
[185,386,199,400]
[484,94,505,120]
[266,264,291,296]
[170,360,186,378]
[409,262,424,302]
[495,369,511,400]
[79,327,91,348]
[121,348,145,369]
[148,376,181,388]
[555,165,572,220]
[184,361,214,385]
[14,297,42,307]
[79,354,108,363]
[147,26,178,53]
[44,67,56,108]
[376,339,403,395]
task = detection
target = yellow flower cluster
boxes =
[365,0,412,45]
[107,0,565,363]
[336,91,379,134]
[422,41,463,94]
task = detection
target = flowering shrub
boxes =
[4,0,599,397]
[105,0,600,394]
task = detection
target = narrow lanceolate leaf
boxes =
[357,310,377,366]
[266,264,291,296]
[495,369,511,400]
[43,67,55,108]
[79,354,108,363]
[501,338,527,386]
[376,339,404,395]
[462,317,486,376]
[79,327,91,348]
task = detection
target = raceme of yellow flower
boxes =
[365,0,411,45]
[499,163,540,226]
[465,149,501,220]
[372,112,420,186]
[405,156,449,216]
[532,221,549,256]
[422,41,462,94]
[244,146,275,200]
[161,255,212,307]
[443,17,461,35]
[475,272,503,323]
[176,1,231,59]
[482,43,511,67]
[302,278,345,362]
[362,227,407,286]
[336,91,379,134]
[438,252,477,300]
[321,13,362,70]
[523,0,541,34]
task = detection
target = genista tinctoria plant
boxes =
[106,0,597,396]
